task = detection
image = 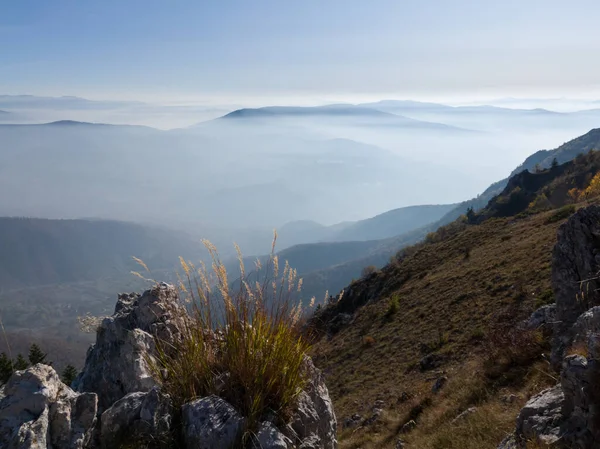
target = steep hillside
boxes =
[308,154,600,449]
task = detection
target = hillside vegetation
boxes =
[309,150,600,449]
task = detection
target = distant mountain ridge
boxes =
[221,105,393,118]
[360,99,563,115]
[214,104,471,132]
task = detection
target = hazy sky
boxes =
[2,0,600,103]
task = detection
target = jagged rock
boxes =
[99,387,173,449]
[182,395,245,449]
[431,376,448,393]
[283,357,337,449]
[254,421,294,449]
[515,385,564,445]
[525,304,556,332]
[400,419,416,433]
[74,283,188,411]
[0,364,97,449]
[551,205,600,368]
[452,406,477,423]
[395,438,406,449]
[559,355,592,447]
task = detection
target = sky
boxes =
[2,0,600,104]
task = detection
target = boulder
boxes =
[73,283,188,411]
[0,364,97,449]
[525,304,556,332]
[182,395,245,449]
[515,384,565,445]
[99,387,173,449]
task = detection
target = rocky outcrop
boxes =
[0,364,97,449]
[500,206,600,448]
[515,385,565,445]
[551,205,600,368]
[0,282,337,449]
[283,357,337,449]
[73,283,188,412]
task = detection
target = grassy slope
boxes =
[311,209,567,448]
[309,152,600,447]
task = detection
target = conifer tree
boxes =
[61,365,78,386]
[28,343,47,365]
[13,354,28,371]
[0,352,12,384]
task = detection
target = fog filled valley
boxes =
[3,94,600,366]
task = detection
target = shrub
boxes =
[385,295,400,319]
[528,193,552,212]
[545,204,576,224]
[361,265,378,278]
[150,233,312,442]
[581,172,600,199]
[483,324,545,379]
[568,188,581,203]
[535,289,554,307]
[363,335,376,347]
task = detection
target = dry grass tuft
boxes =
[150,232,312,443]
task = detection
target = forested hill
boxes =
[0,217,203,289]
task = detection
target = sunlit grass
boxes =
[149,231,314,443]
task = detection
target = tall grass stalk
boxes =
[151,231,313,443]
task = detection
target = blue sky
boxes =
[2,0,600,103]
